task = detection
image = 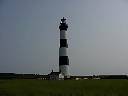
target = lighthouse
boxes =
[59,17,69,77]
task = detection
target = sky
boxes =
[0,0,128,75]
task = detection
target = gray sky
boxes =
[0,0,128,75]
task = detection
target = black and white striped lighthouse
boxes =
[59,17,69,77]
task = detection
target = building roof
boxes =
[49,70,61,75]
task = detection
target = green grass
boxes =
[0,79,128,96]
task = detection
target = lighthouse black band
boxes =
[60,39,68,48]
[59,56,69,65]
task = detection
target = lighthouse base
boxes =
[59,65,69,77]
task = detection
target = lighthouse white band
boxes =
[59,65,69,76]
[60,30,67,39]
[59,47,67,56]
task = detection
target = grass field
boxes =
[0,79,128,96]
